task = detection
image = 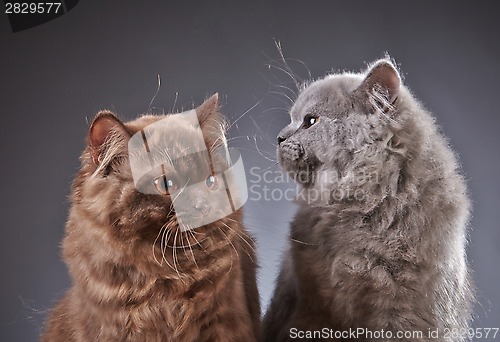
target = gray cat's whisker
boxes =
[263,62,300,91]
[249,116,279,148]
[226,97,263,131]
[268,91,295,106]
[290,238,317,246]
[260,106,290,114]
[274,84,298,99]
[274,40,302,88]
[251,136,277,163]
[263,59,300,90]
[226,135,253,142]
[281,56,312,81]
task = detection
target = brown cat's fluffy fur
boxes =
[42,94,260,342]
[263,60,473,341]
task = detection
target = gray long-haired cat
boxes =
[263,59,473,341]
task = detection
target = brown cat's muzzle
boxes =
[193,199,211,217]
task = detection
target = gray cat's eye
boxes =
[303,115,319,129]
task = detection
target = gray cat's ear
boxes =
[88,111,130,165]
[195,93,220,127]
[357,60,401,105]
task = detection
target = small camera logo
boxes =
[128,110,247,231]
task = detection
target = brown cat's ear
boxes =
[195,93,220,128]
[195,93,229,152]
[357,59,401,105]
[88,111,130,165]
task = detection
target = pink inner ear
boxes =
[369,63,400,102]
[88,113,127,164]
[90,116,118,149]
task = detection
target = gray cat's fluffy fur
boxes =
[263,59,473,341]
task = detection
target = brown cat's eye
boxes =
[303,115,319,129]
[153,176,176,195]
[205,174,218,191]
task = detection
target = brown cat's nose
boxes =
[277,135,286,144]
[194,201,210,216]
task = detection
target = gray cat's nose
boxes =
[278,127,293,145]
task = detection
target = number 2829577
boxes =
[5,2,62,14]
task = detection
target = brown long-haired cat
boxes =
[263,59,473,341]
[42,94,260,342]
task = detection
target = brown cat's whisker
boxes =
[218,223,240,260]
[160,227,175,271]
[170,91,178,113]
[208,135,226,153]
[179,230,195,268]
[186,230,200,271]
[221,222,255,262]
[171,229,184,282]
[146,74,161,112]
[152,222,168,266]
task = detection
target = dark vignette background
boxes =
[1,1,499,341]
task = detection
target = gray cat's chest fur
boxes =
[290,203,441,330]
[263,59,473,342]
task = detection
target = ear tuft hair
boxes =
[195,93,229,153]
[361,59,401,104]
[88,111,130,165]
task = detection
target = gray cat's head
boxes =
[277,59,417,206]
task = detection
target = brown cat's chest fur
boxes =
[43,207,258,342]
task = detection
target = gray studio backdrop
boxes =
[1,1,499,341]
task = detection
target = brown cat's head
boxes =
[71,94,242,271]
